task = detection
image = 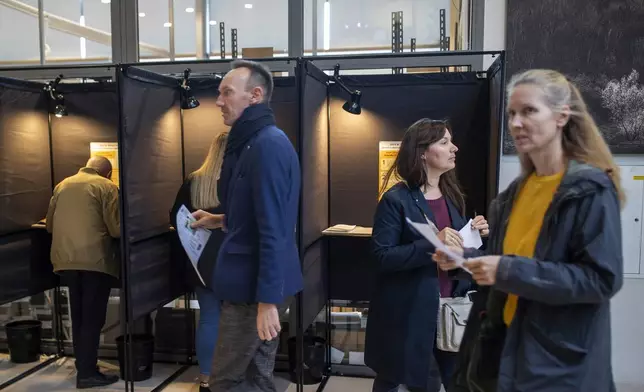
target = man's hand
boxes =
[257,303,281,341]
[191,210,225,230]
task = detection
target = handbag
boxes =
[436,295,473,352]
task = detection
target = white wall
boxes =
[487,0,644,383]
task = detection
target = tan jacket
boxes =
[46,167,120,278]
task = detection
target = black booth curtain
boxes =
[118,67,184,320]
[0,79,54,305]
[120,68,183,244]
[0,80,51,235]
[298,61,330,331]
[329,72,491,227]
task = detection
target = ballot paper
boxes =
[459,219,483,249]
[406,217,471,274]
[176,205,210,286]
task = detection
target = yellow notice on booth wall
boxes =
[378,141,401,200]
[90,142,119,187]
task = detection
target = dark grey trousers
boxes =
[209,301,288,392]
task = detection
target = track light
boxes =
[45,74,68,118]
[332,64,362,115]
[180,68,200,110]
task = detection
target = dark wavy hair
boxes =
[379,118,466,215]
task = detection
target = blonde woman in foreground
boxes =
[434,69,623,392]
[170,132,228,392]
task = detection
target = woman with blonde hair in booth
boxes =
[366,118,489,392]
[434,69,624,392]
[170,132,228,392]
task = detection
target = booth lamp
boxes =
[180,68,200,110]
[332,64,362,115]
[45,74,68,118]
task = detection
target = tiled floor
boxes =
[0,353,53,385]
[1,357,642,392]
[1,357,182,392]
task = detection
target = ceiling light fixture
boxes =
[163,22,172,27]
[244,3,253,9]
[209,20,217,25]
[332,64,362,115]
[101,0,110,3]
[185,7,194,13]
[139,12,146,17]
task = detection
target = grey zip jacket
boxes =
[450,160,623,392]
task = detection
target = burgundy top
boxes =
[427,197,453,297]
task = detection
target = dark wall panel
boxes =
[301,65,329,250]
[272,78,299,150]
[51,85,118,184]
[0,85,51,235]
[120,75,183,243]
[182,79,226,175]
[329,73,490,227]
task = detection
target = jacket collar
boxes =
[79,167,100,175]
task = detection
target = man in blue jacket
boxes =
[191,60,302,391]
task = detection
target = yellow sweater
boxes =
[502,171,564,326]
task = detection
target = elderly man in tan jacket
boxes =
[46,156,120,389]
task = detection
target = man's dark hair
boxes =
[231,60,274,103]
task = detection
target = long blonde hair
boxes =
[507,69,625,206]
[190,132,229,209]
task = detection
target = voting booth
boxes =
[0,74,121,388]
[294,52,506,382]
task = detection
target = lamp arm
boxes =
[331,76,357,97]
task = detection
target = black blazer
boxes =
[364,182,473,389]
[169,176,225,290]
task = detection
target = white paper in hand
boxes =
[176,205,210,286]
[405,217,471,274]
[459,219,483,249]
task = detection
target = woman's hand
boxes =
[463,256,501,285]
[432,247,464,271]
[191,210,225,230]
[438,227,464,248]
[472,215,489,237]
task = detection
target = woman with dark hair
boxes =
[365,119,489,392]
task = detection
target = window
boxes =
[43,0,112,64]
[304,0,469,56]
[138,0,171,61]
[0,0,112,67]
[208,0,289,58]
[0,0,41,66]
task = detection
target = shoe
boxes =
[76,371,119,389]
[199,381,210,392]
